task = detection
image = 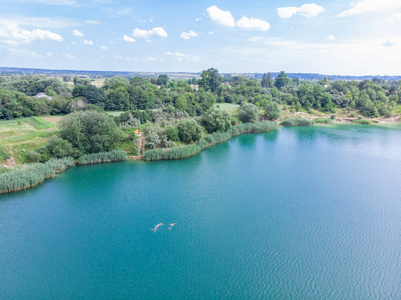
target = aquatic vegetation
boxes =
[0,157,74,194]
[313,118,333,124]
[352,119,372,125]
[78,150,128,165]
[144,121,277,161]
[281,118,314,126]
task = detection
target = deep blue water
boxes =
[1,124,401,299]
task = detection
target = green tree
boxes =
[85,85,104,106]
[177,119,203,142]
[72,85,87,98]
[274,71,291,90]
[59,111,124,153]
[199,68,222,92]
[165,125,179,142]
[201,107,232,133]
[264,102,281,120]
[156,74,169,86]
[238,102,259,123]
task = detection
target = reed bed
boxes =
[281,118,314,126]
[144,121,277,161]
[313,118,333,124]
[0,157,74,194]
[78,150,128,165]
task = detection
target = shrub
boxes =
[164,125,179,142]
[144,121,277,161]
[201,107,232,133]
[238,103,259,123]
[352,119,372,125]
[177,119,203,142]
[26,150,42,163]
[264,102,281,120]
[281,118,314,126]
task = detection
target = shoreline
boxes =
[1,120,401,196]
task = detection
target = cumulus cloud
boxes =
[166,51,200,62]
[278,3,325,18]
[132,27,168,39]
[72,29,83,37]
[0,24,63,45]
[180,30,198,40]
[326,35,335,40]
[206,5,235,27]
[123,35,136,43]
[83,39,93,45]
[100,45,107,50]
[236,16,270,31]
[336,0,401,17]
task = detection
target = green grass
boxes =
[213,103,240,114]
[352,119,372,125]
[313,118,333,124]
[106,111,125,117]
[22,117,56,130]
[0,118,58,164]
[281,118,314,126]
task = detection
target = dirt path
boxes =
[129,133,144,160]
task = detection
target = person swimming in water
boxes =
[168,223,176,230]
[151,222,163,232]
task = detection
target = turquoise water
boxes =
[1,125,401,299]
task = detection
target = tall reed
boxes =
[78,150,128,165]
[0,157,74,194]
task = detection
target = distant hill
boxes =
[1,67,400,81]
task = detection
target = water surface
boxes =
[1,125,401,299]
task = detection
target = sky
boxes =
[0,0,401,75]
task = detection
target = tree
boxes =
[85,85,104,106]
[274,71,291,90]
[59,111,124,153]
[144,126,160,149]
[238,103,259,123]
[43,135,79,158]
[177,119,203,142]
[264,102,281,120]
[199,68,222,92]
[261,73,268,88]
[156,74,169,86]
[72,85,87,98]
[165,125,179,142]
[201,107,232,133]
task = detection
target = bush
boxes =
[45,135,80,158]
[78,150,128,165]
[264,102,281,120]
[26,150,42,163]
[164,125,179,142]
[281,118,314,126]
[59,110,124,154]
[144,121,277,161]
[201,107,232,133]
[177,119,203,142]
[352,119,372,124]
[144,126,160,149]
[0,157,74,194]
[238,103,259,123]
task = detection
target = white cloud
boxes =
[236,16,270,31]
[100,45,107,50]
[132,27,168,39]
[123,35,136,43]
[326,35,335,40]
[196,17,203,22]
[0,24,63,45]
[63,53,75,59]
[206,5,235,27]
[72,29,83,37]
[336,0,401,17]
[85,20,100,25]
[83,39,93,45]
[180,30,198,40]
[166,51,200,62]
[278,3,325,18]
[46,52,52,56]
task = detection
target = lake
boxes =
[1,124,401,299]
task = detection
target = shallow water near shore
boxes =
[1,124,401,299]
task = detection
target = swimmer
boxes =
[168,223,176,230]
[151,222,163,232]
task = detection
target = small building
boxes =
[34,93,53,100]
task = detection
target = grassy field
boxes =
[0,117,59,165]
[213,103,240,114]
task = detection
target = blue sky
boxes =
[0,0,401,75]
